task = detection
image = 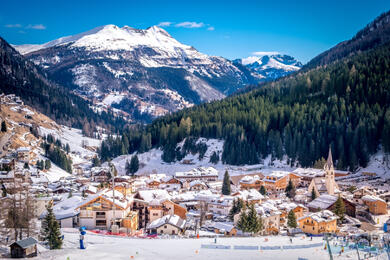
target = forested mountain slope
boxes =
[0,37,126,132]
[100,40,390,171]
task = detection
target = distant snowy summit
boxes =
[13,25,300,122]
[234,52,302,80]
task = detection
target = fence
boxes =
[201,242,323,251]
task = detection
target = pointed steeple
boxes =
[326,146,333,170]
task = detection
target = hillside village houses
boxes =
[1,123,390,242]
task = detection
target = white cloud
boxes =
[26,24,46,30]
[207,26,215,31]
[157,21,172,27]
[5,24,22,28]
[175,21,205,28]
[252,51,280,56]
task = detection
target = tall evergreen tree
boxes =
[259,185,266,196]
[333,195,345,223]
[287,210,297,228]
[1,121,7,132]
[129,155,139,176]
[285,180,296,199]
[246,204,263,234]
[222,170,231,195]
[40,202,62,249]
[311,187,317,201]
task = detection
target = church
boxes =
[308,148,340,197]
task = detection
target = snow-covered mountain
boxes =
[234,52,302,80]
[14,25,297,121]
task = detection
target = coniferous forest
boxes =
[100,41,390,171]
[0,37,127,132]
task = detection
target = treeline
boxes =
[0,37,127,133]
[100,42,390,170]
[41,134,72,173]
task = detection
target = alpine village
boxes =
[1,2,390,260]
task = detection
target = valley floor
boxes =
[3,229,385,260]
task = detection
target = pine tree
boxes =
[23,162,29,169]
[129,155,139,176]
[1,121,7,132]
[1,181,6,197]
[228,198,244,221]
[311,187,317,201]
[287,210,297,228]
[285,180,296,199]
[333,195,345,223]
[313,157,326,169]
[40,201,62,249]
[247,204,262,234]
[45,160,51,170]
[237,207,248,232]
[259,185,266,195]
[209,151,219,164]
[125,159,131,175]
[222,170,231,195]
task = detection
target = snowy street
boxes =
[20,230,361,260]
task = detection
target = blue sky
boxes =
[0,0,389,63]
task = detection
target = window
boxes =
[96,212,106,218]
[312,227,315,230]
[96,219,106,226]
[164,225,167,229]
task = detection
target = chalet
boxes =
[308,194,356,217]
[0,158,15,171]
[263,171,293,193]
[213,222,237,236]
[233,189,264,204]
[132,189,187,229]
[146,179,161,189]
[238,175,264,190]
[189,180,208,191]
[160,176,182,190]
[207,196,234,216]
[91,167,110,183]
[298,210,338,235]
[76,190,137,230]
[279,203,307,226]
[256,201,281,235]
[361,195,388,215]
[16,147,30,163]
[146,214,186,235]
[175,167,218,182]
[10,237,38,258]
[0,170,14,183]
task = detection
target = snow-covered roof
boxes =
[42,195,86,220]
[212,222,235,232]
[235,189,264,201]
[298,210,338,223]
[307,194,337,210]
[137,189,170,203]
[293,168,324,178]
[175,167,218,178]
[189,180,207,187]
[239,175,262,184]
[362,195,386,203]
[147,214,186,230]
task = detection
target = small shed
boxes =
[10,237,38,258]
